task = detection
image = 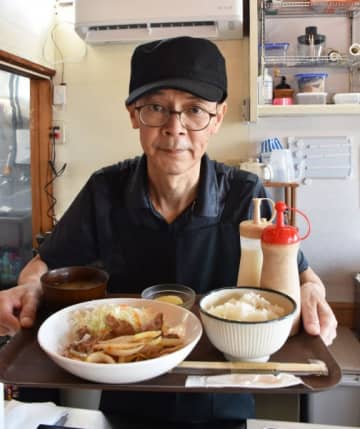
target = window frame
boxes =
[0,49,56,248]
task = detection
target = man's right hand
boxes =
[0,255,48,336]
[0,283,42,335]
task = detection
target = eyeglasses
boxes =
[134,104,217,131]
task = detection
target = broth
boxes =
[53,280,101,290]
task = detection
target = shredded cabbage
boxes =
[69,304,145,334]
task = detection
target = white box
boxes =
[296,92,327,105]
[333,93,360,104]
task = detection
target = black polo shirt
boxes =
[39,154,307,292]
[39,154,308,424]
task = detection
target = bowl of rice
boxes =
[199,287,297,362]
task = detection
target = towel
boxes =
[186,373,303,389]
[261,137,283,154]
[5,399,67,429]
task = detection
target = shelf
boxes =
[265,1,360,17]
[258,103,360,117]
[264,181,299,225]
[263,55,358,68]
[251,1,360,121]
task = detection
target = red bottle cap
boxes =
[261,201,300,245]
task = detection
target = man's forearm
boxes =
[18,254,48,287]
[300,267,326,299]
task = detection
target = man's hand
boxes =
[0,283,42,336]
[301,281,337,346]
[0,255,48,336]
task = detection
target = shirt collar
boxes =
[125,154,219,217]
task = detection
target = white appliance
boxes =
[74,0,243,44]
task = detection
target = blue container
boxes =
[264,42,290,58]
[295,72,328,92]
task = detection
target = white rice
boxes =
[207,292,285,322]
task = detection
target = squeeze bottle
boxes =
[237,198,275,287]
[260,201,310,335]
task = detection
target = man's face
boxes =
[127,89,226,177]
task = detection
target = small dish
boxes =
[141,284,196,310]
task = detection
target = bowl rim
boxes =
[141,283,196,299]
[37,297,202,369]
[40,265,109,289]
[199,286,297,325]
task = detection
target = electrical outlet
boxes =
[52,120,66,144]
[53,84,66,105]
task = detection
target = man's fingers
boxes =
[0,298,22,335]
[301,299,321,336]
[0,317,20,336]
[302,292,337,345]
[318,301,337,345]
[19,290,40,328]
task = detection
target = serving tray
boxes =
[0,300,341,393]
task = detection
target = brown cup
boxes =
[41,266,108,313]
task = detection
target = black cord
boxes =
[44,131,67,226]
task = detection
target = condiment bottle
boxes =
[237,198,275,287]
[263,68,273,105]
[260,201,311,335]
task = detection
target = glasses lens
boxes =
[138,105,213,131]
[181,108,211,131]
[139,105,168,127]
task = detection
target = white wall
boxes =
[249,117,360,302]
[0,0,55,66]
[1,3,359,302]
[50,4,252,216]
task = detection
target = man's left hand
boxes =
[301,281,337,345]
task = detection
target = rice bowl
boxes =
[200,287,296,362]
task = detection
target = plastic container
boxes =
[237,198,275,287]
[297,26,326,57]
[310,0,358,13]
[295,72,328,93]
[264,42,289,58]
[263,68,273,104]
[260,201,311,336]
[296,92,327,104]
[333,93,360,104]
[273,97,293,105]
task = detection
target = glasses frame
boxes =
[134,103,217,131]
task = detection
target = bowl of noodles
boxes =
[37,297,202,383]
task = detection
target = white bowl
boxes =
[38,297,202,384]
[199,287,296,362]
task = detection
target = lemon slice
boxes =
[155,295,184,305]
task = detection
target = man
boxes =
[0,37,337,426]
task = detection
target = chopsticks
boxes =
[173,359,328,376]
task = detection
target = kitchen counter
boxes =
[255,326,360,423]
[305,326,360,426]
[328,326,360,374]
[248,419,359,429]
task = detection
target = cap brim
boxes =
[125,78,225,105]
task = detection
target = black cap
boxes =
[125,36,228,105]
